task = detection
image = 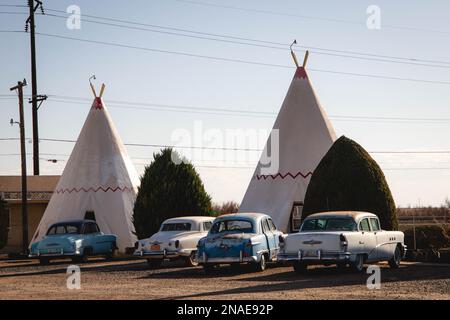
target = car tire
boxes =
[39,258,50,265]
[185,251,199,267]
[293,261,307,274]
[146,259,162,268]
[351,254,365,273]
[105,242,117,261]
[389,245,402,269]
[253,254,267,272]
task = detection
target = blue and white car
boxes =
[196,213,283,272]
[29,220,117,265]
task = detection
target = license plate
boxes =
[303,250,320,258]
[42,248,61,254]
[150,244,160,251]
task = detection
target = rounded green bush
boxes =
[132,148,212,239]
[303,136,398,230]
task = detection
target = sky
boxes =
[0,0,449,207]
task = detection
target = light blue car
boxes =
[29,220,117,265]
[196,213,283,273]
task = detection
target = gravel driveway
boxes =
[0,258,448,300]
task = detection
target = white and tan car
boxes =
[134,216,214,267]
[278,211,406,273]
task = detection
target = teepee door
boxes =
[290,201,304,232]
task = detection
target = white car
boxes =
[278,211,406,273]
[134,216,215,267]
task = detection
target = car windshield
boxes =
[301,218,357,232]
[210,219,254,234]
[161,223,191,231]
[46,223,81,235]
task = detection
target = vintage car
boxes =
[134,216,215,267]
[29,220,117,265]
[196,213,284,273]
[278,211,406,273]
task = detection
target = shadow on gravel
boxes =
[0,259,153,278]
[157,264,450,300]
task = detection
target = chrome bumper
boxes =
[198,251,258,265]
[29,249,80,258]
[133,249,189,259]
[278,250,353,262]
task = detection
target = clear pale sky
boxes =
[1,0,449,207]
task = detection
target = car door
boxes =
[369,217,388,260]
[261,219,273,259]
[262,218,279,261]
[358,218,377,262]
[267,218,281,260]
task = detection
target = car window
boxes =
[56,225,66,234]
[268,218,277,231]
[261,219,269,233]
[47,223,81,235]
[83,223,94,234]
[370,218,380,231]
[161,223,192,231]
[301,218,357,232]
[66,225,79,234]
[210,220,253,234]
[359,218,371,232]
[203,221,212,231]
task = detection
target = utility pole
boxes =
[26,0,45,176]
[10,80,29,254]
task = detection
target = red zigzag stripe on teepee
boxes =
[55,186,133,194]
[256,171,313,180]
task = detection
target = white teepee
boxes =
[239,63,336,233]
[31,85,140,252]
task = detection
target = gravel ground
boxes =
[0,258,448,300]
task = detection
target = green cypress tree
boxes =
[132,148,212,239]
[303,136,398,230]
[0,197,9,249]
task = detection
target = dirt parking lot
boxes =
[0,258,448,300]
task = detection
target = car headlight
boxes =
[74,240,83,249]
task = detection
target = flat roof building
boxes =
[0,175,60,253]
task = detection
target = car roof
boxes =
[305,211,377,220]
[163,216,215,223]
[216,212,269,220]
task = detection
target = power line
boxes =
[42,9,450,68]
[3,94,450,124]
[33,32,450,86]
[40,13,450,70]
[0,5,27,8]
[173,0,450,35]
[2,153,450,171]
[2,137,450,154]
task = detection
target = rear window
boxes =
[203,221,212,231]
[210,220,253,234]
[47,223,81,235]
[301,218,357,232]
[161,223,191,231]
